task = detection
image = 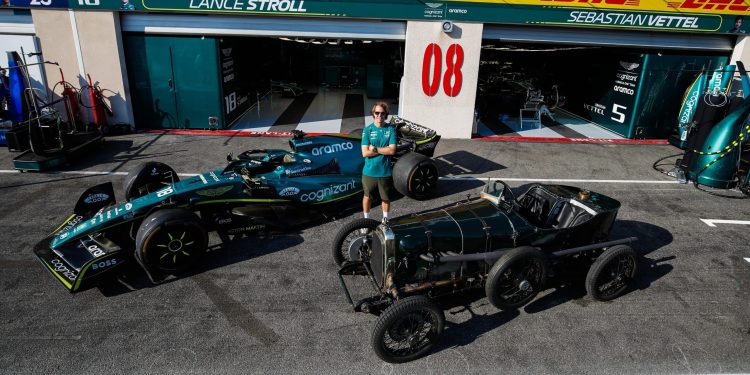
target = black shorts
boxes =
[362,175,394,201]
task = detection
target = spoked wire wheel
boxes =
[485,247,547,310]
[331,218,380,266]
[372,296,445,363]
[586,245,638,301]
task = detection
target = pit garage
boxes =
[121,14,406,132]
[475,25,735,140]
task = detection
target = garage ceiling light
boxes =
[279,37,293,41]
[295,38,307,43]
[344,40,354,45]
[362,40,372,44]
[328,40,339,45]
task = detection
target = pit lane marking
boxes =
[439,177,679,184]
[0,170,199,177]
[700,219,750,227]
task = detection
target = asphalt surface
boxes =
[0,132,748,374]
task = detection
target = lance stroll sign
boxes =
[2,0,747,33]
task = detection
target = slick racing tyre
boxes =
[135,208,208,275]
[372,296,445,363]
[331,218,380,266]
[124,161,179,201]
[393,152,439,200]
[485,247,547,310]
[585,245,638,301]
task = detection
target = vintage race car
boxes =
[335,181,639,363]
[34,117,441,292]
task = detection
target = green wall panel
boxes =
[124,35,222,129]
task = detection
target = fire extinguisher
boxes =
[80,73,112,131]
[52,68,82,129]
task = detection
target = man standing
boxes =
[361,102,397,223]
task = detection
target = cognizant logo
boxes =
[679,90,700,126]
[311,142,353,156]
[299,180,356,202]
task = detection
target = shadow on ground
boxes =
[434,150,506,176]
[414,219,673,358]
[95,232,303,296]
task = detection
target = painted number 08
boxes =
[422,43,464,97]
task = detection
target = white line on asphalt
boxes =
[439,176,678,184]
[0,170,199,177]
[700,219,750,227]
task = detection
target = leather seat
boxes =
[545,201,592,229]
[518,190,553,227]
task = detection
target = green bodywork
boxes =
[374,184,620,290]
[35,121,441,292]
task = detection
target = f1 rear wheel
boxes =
[393,152,439,200]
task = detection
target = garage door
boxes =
[483,25,734,51]
[121,14,406,40]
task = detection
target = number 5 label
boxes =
[611,104,627,123]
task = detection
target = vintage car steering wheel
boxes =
[493,180,517,205]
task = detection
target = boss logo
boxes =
[91,259,118,270]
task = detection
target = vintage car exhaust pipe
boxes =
[418,237,638,263]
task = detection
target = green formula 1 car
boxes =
[34,117,441,292]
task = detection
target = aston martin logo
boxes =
[620,61,640,71]
[222,48,232,57]
[196,186,233,197]
[424,2,443,8]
